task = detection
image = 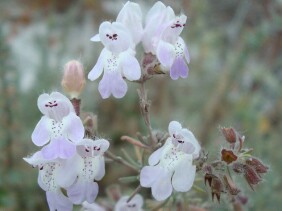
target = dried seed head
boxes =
[244,164,262,190]
[221,149,238,164]
[220,127,237,143]
[246,157,269,174]
[61,60,85,98]
[204,173,213,187]
[211,176,224,203]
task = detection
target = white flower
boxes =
[66,139,110,204]
[142,1,174,54]
[24,151,74,211]
[140,121,201,201]
[32,92,84,159]
[114,194,143,211]
[116,1,143,45]
[88,21,141,99]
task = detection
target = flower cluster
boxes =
[88,1,190,99]
[140,121,201,201]
[24,92,110,210]
[202,127,269,203]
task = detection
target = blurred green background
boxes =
[0,0,281,210]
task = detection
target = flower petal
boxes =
[151,171,173,201]
[98,71,127,99]
[116,1,143,45]
[88,48,107,81]
[182,129,201,158]
[38,92,73,121]
[140,166,163,188]
[156,40,175,68]
[56,154,83,188]
[67,180,99,204]
[41,138,76,160]
[170,57,189,80]
[90,33,100,42]
[184,44,190,64]
[172,156,196,192]
[82,201,105,211]
[161,14,187,43]
[120,52,141,81]
[168,121,182,136]
[62,112,84,144]
[99,21,131,54]
[32,116,50,146]
[46,191,73,211]
[23,151,48,167]
[115,194,143,211]
[148,145,165,166]
[94,157,105,181]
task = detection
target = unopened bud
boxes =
[221,149,237,164]
[246,157,269,174]
[220,127,237,143]
[61,60,85,98]
[244,164,261,190]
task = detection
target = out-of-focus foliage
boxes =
[0,0,281,210]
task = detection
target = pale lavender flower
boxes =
[140,121,201,201]
[88,21,141,99]
[114,194,143,211]
[66,139,110,204]
[142,1,190,80]
[156,23,190,80]
[32,92,84,160]
[24,151,74,211]
[81,201,105,211]
[116,1,143,46]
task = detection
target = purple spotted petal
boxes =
[67,181,99,204]
[170,57,189,80]
[41,137,76,160]
[98,71,127,99]
[46,191,73,211]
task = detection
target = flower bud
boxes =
[220,127,237,144]
[61,60,85,98]
[244,164,261,190]
[246,157,269,174]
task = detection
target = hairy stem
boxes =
[138,80,157,147]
